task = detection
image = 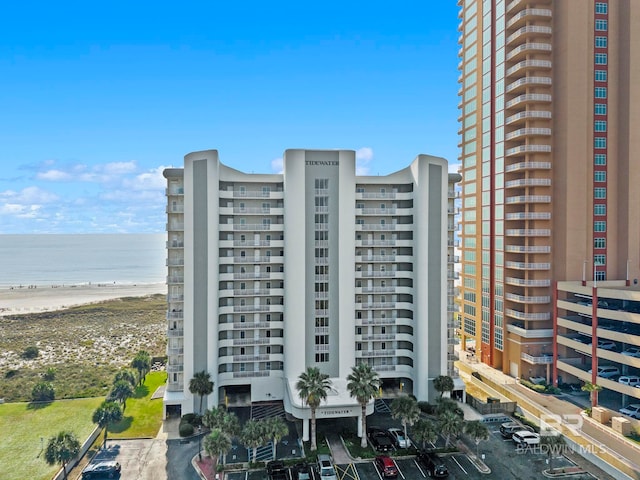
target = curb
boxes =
[455,440,491,474]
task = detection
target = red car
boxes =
[375,455,398,478]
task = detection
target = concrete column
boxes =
[357,415,362,437]
[302,418,309,442]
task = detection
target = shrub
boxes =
[22,346,39,359]
[5,369,18,379]
[181,413,201,426]
[418,401,434,414]
[43,367,57,381]
[32,382,55,402]
[179,423,194,437]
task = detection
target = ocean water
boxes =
[0,234,167,287]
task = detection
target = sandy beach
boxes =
[0,282,166,316]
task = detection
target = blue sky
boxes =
[0,1,460,234]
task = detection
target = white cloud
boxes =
[123,166,167,191]
[448,162,461,174]
[5,186,59,204]
[99,161,137,175]
[271,158,283,174]
[355,147,373,175]
[36,169,72,181]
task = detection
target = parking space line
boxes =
[413,459,427,478]
[452,455,468,475]
[371,461,384,480]
[393,458,405,479]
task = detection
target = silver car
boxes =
[387,427,411,448]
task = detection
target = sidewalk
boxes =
[457,358,640,480]
[325,432,354,464]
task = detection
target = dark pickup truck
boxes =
[267,460,289,480]
[367,427,394,452]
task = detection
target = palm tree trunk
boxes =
[311,407,317,451]
[253,446,257,463]
[360,404,367,448]
[272,436,276,460]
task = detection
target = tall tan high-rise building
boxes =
[458,0,640,382]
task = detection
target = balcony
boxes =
[357,208,398,215]
[505,129,552,141]
[504,178,551,188]
[506,309,551,321]
[361,334,396,341]
[356,192,397,199]
[220,189,283,199]
[233,305,273,313]
[505,293,551,304]
[166,187,184,196]
[356,350,397,357]
[359,302,398,309]
[505,161,551,172]
[505,245,551,253]
[232,371,271,378]
[167,310,183,320]
[360,317,397,325]
[506,110,552,126]
[506,261,550,270]
[232,272,272,280]
[521,352,553,364]
[232,354,270,362]
[506,9,552,30]
[506,60,552,77]
[359,239,397,246]
[505,195,551,204]
[506,76,552,93]
[167,223,185,231]
[356,271,398,278]
[167,364,184,373]
[167,347,184,355]
[361,286,397,293]
[220,223,284,232]
[358,224,400,231]
[167,329,184,337]
[505,212,551,220]
[231,321,271,329]
[506,42,552,62]
[233,338,271,346]
[505,145,552,157]
[505,228,551,236]
[506,94,552,109]
[167,258,184,267]
[356,255,397,262]
[167,276,184,284]
[507,25,552,45]
[507,324,553,338]
[505,277,551,287]
[167,294,184,302]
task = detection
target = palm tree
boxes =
[44,431,80,480]
[464,420,489,457]
[540,432,565,473]
[581,381,602,408]
[412,418,438,450]
[438,410,464,447]
[390,395,421,447]
[265,417,289,460]
[435,397,461,416]
[189,370,214,415]
[347,362,381,447]
[433,375,455,398]
[131,350,151,385]
[203,428,232,473]
[92,400,123,449]
[296,366,332,451]
[109,379,134,413]
[114,368,137,387]
[240,419,268,463]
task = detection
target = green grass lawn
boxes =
[0,371,166,480]
[0,397,103,480]
[109,371,166,439]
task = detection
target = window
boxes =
[594,254,606,265]
[595,154,607,165]
[595,2,608,14]
[594,204,606,215]
[595,271,606,281]
[595,19,608,31]
[594,171,606,182]
[595,120,607,132]
[595,53,607,65]
[594,137,607,149]
[595,71,607,82]
[594,237,606,249]
[594,221,606,232]
[594,187,606,198]
[595,87,607,98]
[595,104,607,115]
[595,36,608,48]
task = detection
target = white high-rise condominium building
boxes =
[163,148,457,433]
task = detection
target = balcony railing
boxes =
[505,228,551,236]
[505,161,551,172]
[505,129,552,141]
[506,76,552,93]
[360,240,397,246]
[506,60,552,76]
[505,195,551,204]
[506,309,551,321]
[506,261,551,270]
[505,245,551,253]
[506,145,552,156]
[167,364,184,373]
[505,212,551,220]
[232,371,271,378]
[506,110,552,125]
[167,329,184,337]
[358,208,398,215]
[232,338,271,345]
[521,352,553,364]
[505,293,551,303]
[506,42,552,61]
[506,94,552,109]
[506,9,552,30]
[506,25,552,45]
[505,277,551,287]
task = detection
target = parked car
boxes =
[589,339,617,350]
[619,404,640,419]
[367,427,394,452]
[499,421,532,438]
[374,455,399,478]
[416,451,449,478]
[317,454,337,480]
[266,460,288,480]
[292,462,312,480]
[82,461,121,479]
[387,427,411,448]
[588,365,620,378]
[622,347,640,358]
[512,430,540,447]
[619,376,640,387]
